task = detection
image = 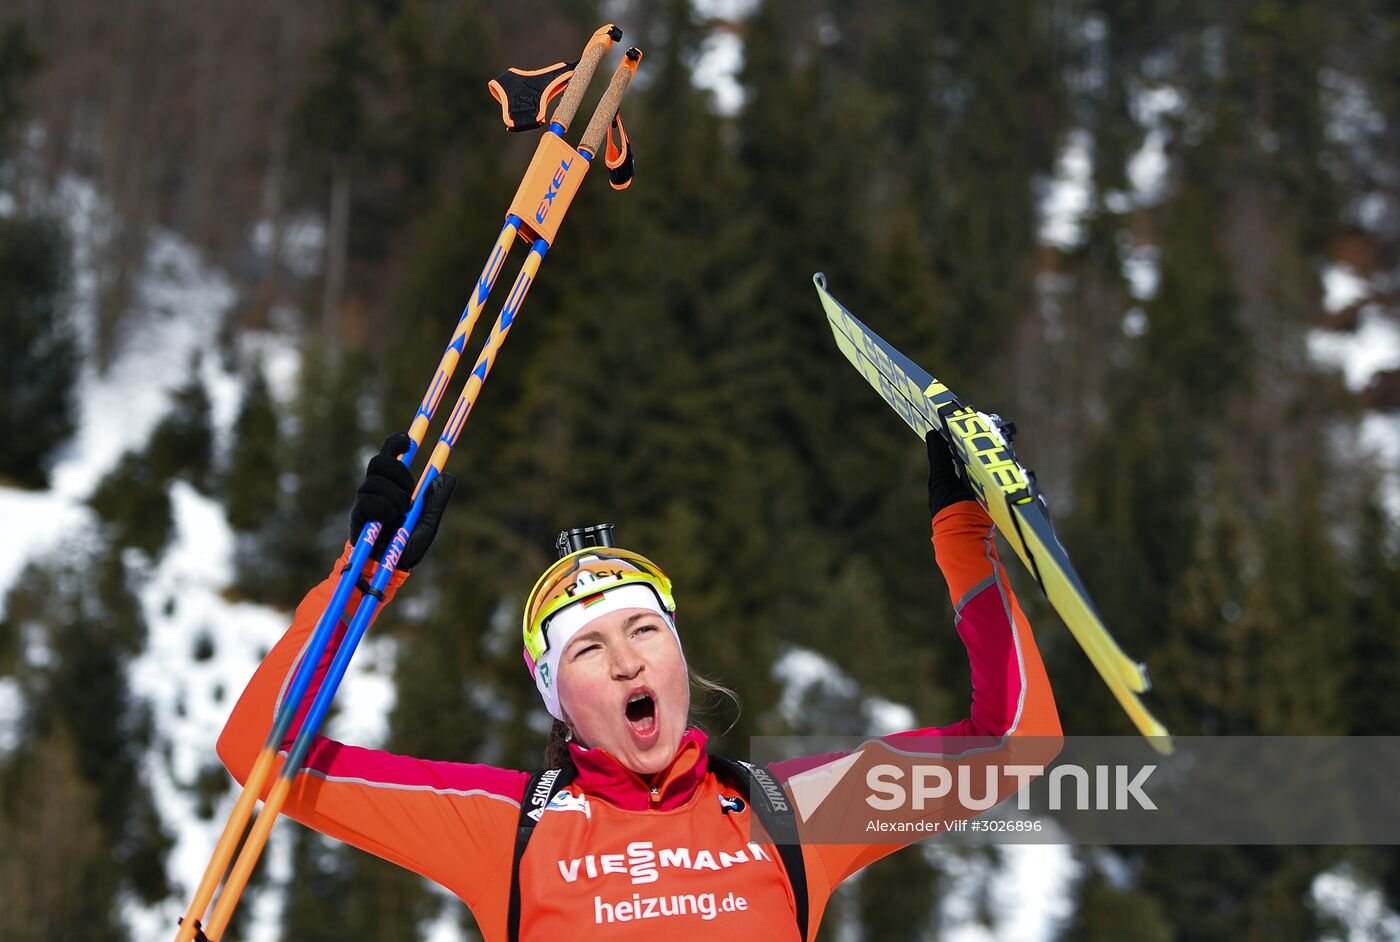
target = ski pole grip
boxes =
[580,47,641,158]
[553,24,621,131]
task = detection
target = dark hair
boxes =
[542,669,741,768]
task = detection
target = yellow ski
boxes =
[814,273,1172,753]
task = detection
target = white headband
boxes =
[532,583,682,721]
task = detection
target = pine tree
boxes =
[1347,489,1400,735]
[853,846,941,941]
[89,450,175,559]
[1060,860,1173,942]
[1058,7,1382,936]
[0,215,75,488]
[378,0,494,215]
[0,729,111,942]
[290,0,387,339]
[148,355,215,491]
[1062,134,1247,736]
[0,20,39,162]
[920,2,1064,376]
[282,826,432,942]
[259,343,364,608]
[0,548,173,939]
[225,357,283,534]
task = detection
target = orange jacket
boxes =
[218,501,1061,940]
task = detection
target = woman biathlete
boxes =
[219,432,1061,940]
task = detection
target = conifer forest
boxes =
[1,1,1398,939]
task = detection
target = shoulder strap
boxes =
[709,754,809,942]
[507,765,577,942]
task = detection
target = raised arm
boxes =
[216,544,527,905]
[897,496,1061,740]
[772,434,1061,893]
[216,438,524,908]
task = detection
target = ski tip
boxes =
[813,272,827,290]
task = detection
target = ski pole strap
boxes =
[488,61,576,132]
[707,755,809,941]
[175,917,212,942]
[355,577,384,601]
[340,562,386,601]
[605,113,634,190]
[508,765,579,942]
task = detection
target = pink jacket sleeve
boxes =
[217,546,527,912]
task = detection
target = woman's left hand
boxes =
[926,428,975,518]
[349,432,456,569]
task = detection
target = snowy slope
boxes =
[1036,73,1400,938]
[1309,61,1400,519]
[0,177,399,942]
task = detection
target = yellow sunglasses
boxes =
[523,547,676,663]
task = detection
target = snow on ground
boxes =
[1036,86,1180,347]
[866,696,917,735]
[122,482,294,942]
[0,487,95,617]
[691,0,758,115]
[0,669,17,749]
[1310,863,1400,942]
[988,845,1081,941]
[1038,129,1093,251]
[121,482,401,942]
[51,227,234,498]
[250,213,327,282]
[1312,69,1400,522]
[1309,302,1400,392]
[1323,262,1371,314]
[692,26,746,115]
[1090,84,1186,219]
[1126,86,1184,207]
[773,645,859,724]
[939,844,1080,942]
[1358,411,1400,523]
[773,645,1078,941]
[0,176,409,942]
[1120,240,1160,302]
[1102,85,1185,326]
[420,884,474,942]
[0,177,300,609]
[1308,263,1400,518]
[1319,68,1388,151]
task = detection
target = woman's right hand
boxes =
[349,432,455,570]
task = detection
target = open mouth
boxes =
[625,691,657,736]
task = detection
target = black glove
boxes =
[927,428,975,518]
[349,433,456,570]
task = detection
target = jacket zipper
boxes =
[650,785,660,806]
